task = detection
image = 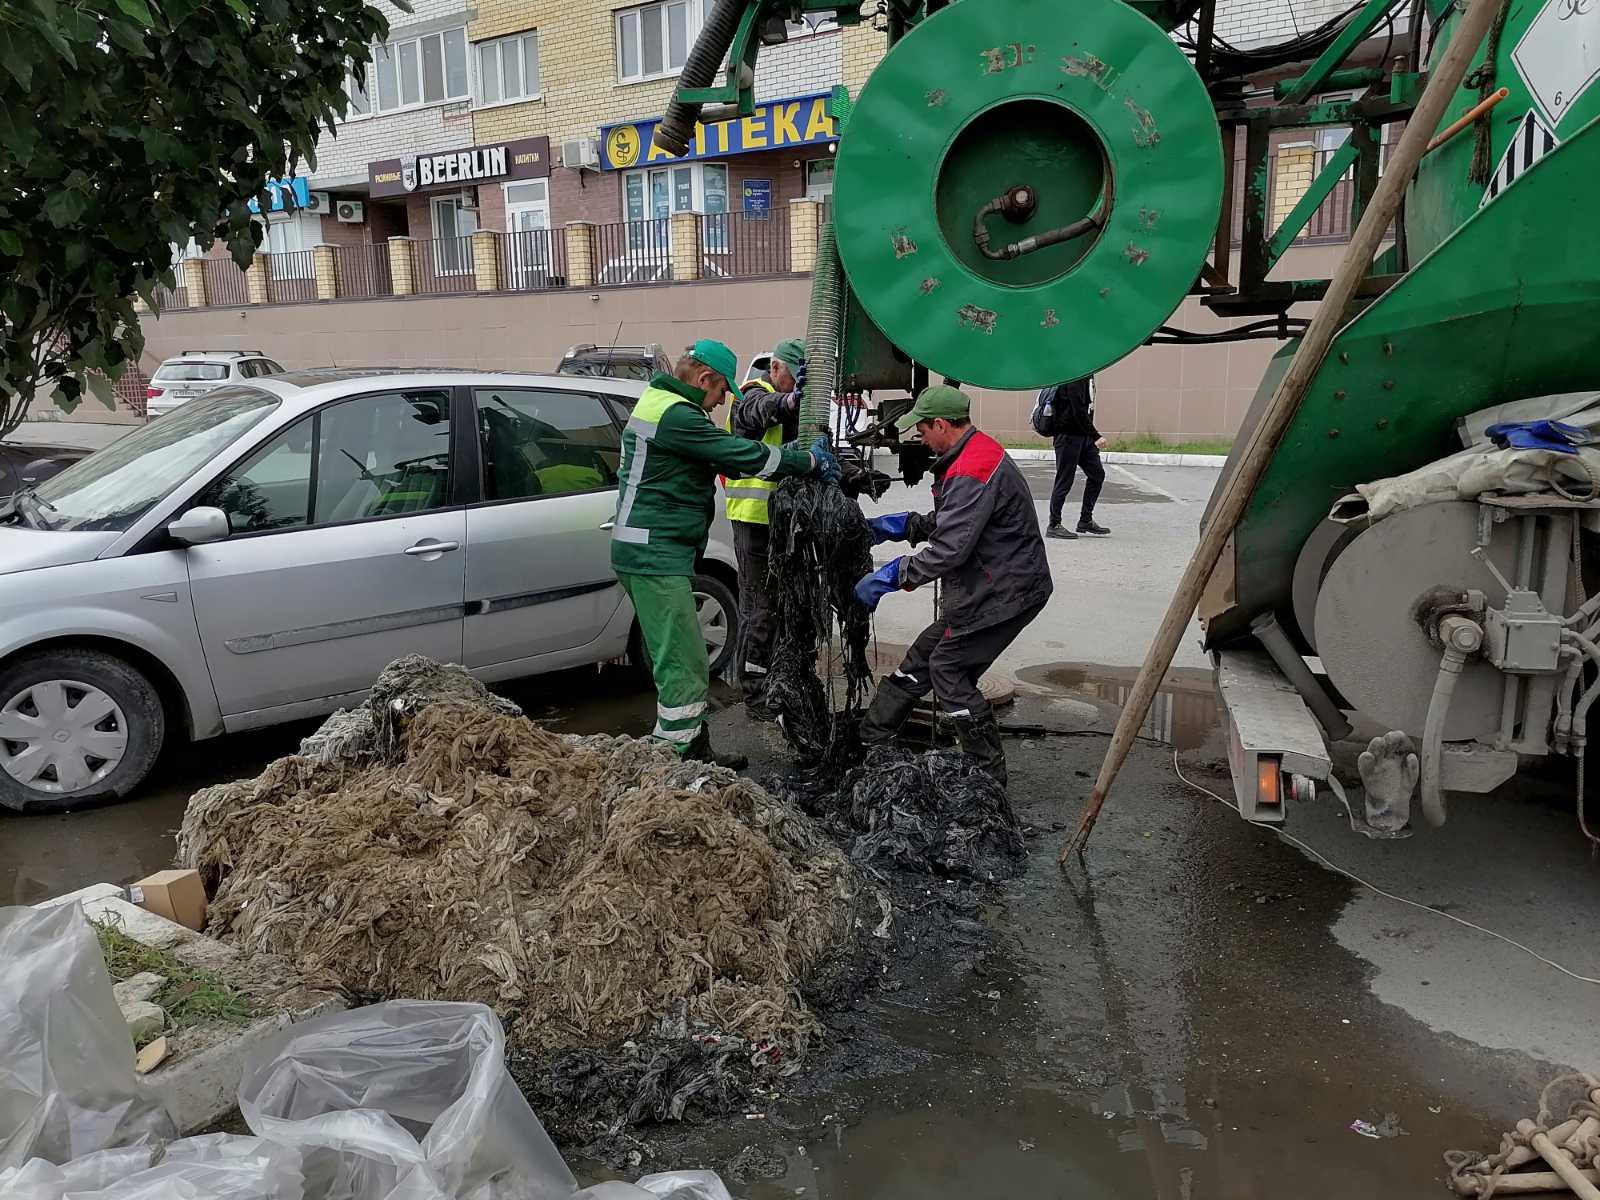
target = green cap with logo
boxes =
[894,383,972,432]
[686,338,738,388]
[771,337,806,369]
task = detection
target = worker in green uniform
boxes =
[724,337,806,718]
[613,338,838,769]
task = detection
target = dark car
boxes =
[0,441,89,497]
[556,343,672,383]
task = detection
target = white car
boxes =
[146,350,284,418]
[0,370,742,812]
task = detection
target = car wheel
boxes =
[0,649,165,813]
[626,574,742,682]
[692,572,740,678]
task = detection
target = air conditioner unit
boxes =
[304,190,333,213]
[335,200,366,224]
[562,137,599,170]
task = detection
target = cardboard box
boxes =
[129,869,207,931]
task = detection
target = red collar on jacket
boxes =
[933,427,1005,486]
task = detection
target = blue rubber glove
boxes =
[809,435,841,484]
[854,557,903,610]
[794,361,807,397]
[866,512,912,544]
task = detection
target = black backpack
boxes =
[1029,386,1059,438]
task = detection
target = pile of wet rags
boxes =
[763,477,1026,882]
[827,746,1026,882]
[764,475,874,774]
[177,656,887,1140]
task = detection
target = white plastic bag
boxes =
[238,1001,576,1200]
[0,903,177,1171]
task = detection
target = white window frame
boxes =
[342,27,470,122]
[615,0,709,84]
[785,12,837,38]
[475,29,541,108]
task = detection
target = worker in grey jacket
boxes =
[853,385,1053,785]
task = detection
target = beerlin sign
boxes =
[368,136,550,198]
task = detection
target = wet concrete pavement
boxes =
[4,458,1595,1196]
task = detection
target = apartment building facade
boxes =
[266,0,883,276]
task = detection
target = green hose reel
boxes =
[833,0,1223,390]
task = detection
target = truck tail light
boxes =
[1255,757,1282,806]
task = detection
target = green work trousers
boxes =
[618,571,708,756]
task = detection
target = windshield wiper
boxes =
[14,488,59,529]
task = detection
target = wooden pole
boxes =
[1517,1120,1600,1200]
[1453,1168,1600,1196]
[1060,0,1512,864]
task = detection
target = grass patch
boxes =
[1103,434,1233,456]
[94,920,253,1044]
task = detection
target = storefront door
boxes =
[504,181,552,287]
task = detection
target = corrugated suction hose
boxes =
[801,221,842,435]
[653,0,746,156]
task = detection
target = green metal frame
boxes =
[1278,0,1409,104]
[1264,140,1360,269]
[675,0,862,117]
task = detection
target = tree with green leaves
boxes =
[0,0,404,435]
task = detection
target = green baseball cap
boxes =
[894,383,971,432]
[686,338,738,388]
[771,337,806,369]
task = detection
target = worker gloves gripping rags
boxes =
[866,512,912,544]
[854,557,904,610]
[809,435,841,484]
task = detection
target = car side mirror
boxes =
[168,506,230,546]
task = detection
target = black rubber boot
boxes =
[684,726,747,771]
[860,677,920,747]
[952,713,1008,788]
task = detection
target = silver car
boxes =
[146,350,284,417]
[0,370,742,812]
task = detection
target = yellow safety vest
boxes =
[723,378,784,525]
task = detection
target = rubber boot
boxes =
[685,725,748,771]
[952,712,1008,788]
[859,677,920,747]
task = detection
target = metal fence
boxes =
[409,236,477,295]
[699,208,791,278]
[332,242,392,300]
[1267,145,1356,244]
[495,229,566,292]
[590,219,672,287]
[199,257,249,307]
[151,282,189,311]
[264,250,317,303]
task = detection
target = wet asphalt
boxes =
[3,459,1596,1197]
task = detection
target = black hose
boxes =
[654,0,747,156]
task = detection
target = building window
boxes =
[804,158,834,201]
[477,30,540,106]
[346,28,468,119]
[617,0,709,82]
[786,13,837,37]
[260,212,320,277]
[622,162,727,221]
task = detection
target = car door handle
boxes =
[599,520,615,530]
[404,539,460,556]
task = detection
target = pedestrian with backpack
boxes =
[1032,375,1110,539]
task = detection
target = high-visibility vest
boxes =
[723,378,784,525]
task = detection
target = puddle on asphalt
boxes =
[0,663,667,905]
[1015,460,1174,505]
[1015,662,1224,757]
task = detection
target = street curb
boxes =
[39,883,345,1133]
[1005,448,1228,467]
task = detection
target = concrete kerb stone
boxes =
[36,883,346,1133]
[1004,448,1228,468]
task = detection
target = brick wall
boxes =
[476,183,508,231]
[551,168,622,226]
[317,215,374,248]
[309,0,475,186]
